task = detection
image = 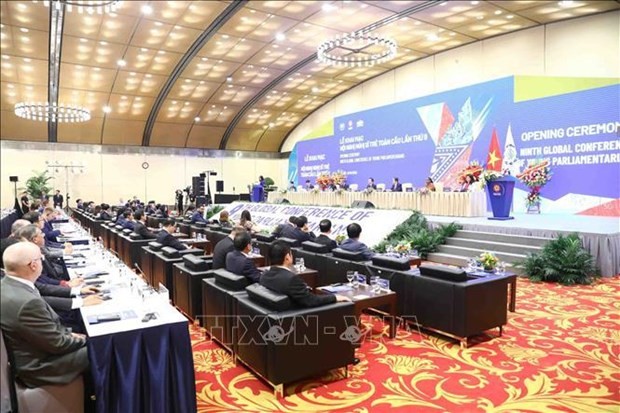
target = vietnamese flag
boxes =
[486,128,503,171]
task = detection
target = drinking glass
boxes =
[370,276,380,293]
[294,258,302,272]
[496,261,507,275]
[346,271,355,286]
[352,271,360,288]
[299,258,305,272]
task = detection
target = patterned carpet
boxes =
[191,276,620,412]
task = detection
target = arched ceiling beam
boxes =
[47,1,66,142]
[220,0,442,151]
[141,0,248,147]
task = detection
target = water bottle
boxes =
[299,258,305,272]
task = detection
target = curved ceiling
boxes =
[1,0,618,151]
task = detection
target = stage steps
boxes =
[427,230,555,275]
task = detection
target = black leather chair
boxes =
[371,255,411,271]
[201,269,249,353]
[332,248,366,262]
[278,237,300,248]
[255,233,275,243]
[407,264,509,347]
[234,284,356,397]
[172,255,213,320]
[151,247,203,300]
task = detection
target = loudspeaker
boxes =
[199,172,206,178]
[192,176,205,196]
[351,200,375,209]
[216,180,224,192]
[273,198,290,204]
[196,196,206,207]
[9,176,18,182]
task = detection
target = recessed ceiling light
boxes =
[312,86,319,93]
[20,28,29,33]
[223,106,227,109]
[103,106,112,113]
[426,33,440,41]
[470,1,479,4]
[226,76,233,82]
[322,3,335,12]
[199,80,205,84]
[494,10,502,15]
[184,102,190,106]
[117,59,126,67]
[145,74,152,78]
[141,48,148,52]
[507,15,514,19]
[121,95,127,100]
[158,50,165,55]
[172,100,177,104]
[476,15,484,20]
[194,117,200,122]
[154,21,162,26]
[275,32,285,41]
[558,0,574,7]
[23,58,31,62]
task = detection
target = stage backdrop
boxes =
[219,201,412,247]
[293,76,620,216]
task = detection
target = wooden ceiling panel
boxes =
[255,129,287,152]
[57,88,109,115]
[196,104,242,126]
[208,84,262,106]
[225,128,264,151]
[122,46,183,75]
[197,34,266,64]
[4,1,49,31]
[186,125,226,149]
[150,122,191,147]
[57,117,104,144]
[156,99,203,124]
[229,65,285,88]
[514,1,620,23]
[246,1,325,21]
[167,77,220,101]
[111,70,167,97]
[101,119,144,146]
[3,26,49,59]
[363,1,427,13]
[178,1,230,30]
[64,11,137,44]
[0,110,47,141]
[1,83,45,112]
[305,2,392,31]
[106,94,154,121]
[60,63,116,92]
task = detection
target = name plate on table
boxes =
[321,284,353,293]
[87,310,137,324]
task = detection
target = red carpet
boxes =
[191,277,620,412]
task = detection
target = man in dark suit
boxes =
[225,231,262,283]
[0,219,30,268]
[191,204,208,225]
[133,210,157,239]
[366,178,377,190]
[41,207,62,243]
[313,219,338,251]
[212,226,244,269]
[260,241,350,308]
[390,177,402,192]
[339,223,375,260]
[289,216,316,244]
[156,219,188,250]
[272,216,296,238]
[53,190,64,209]
[303,180,314,190]
[98,203,112,220]
[0,242,89,387]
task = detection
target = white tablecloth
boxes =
[268,190,487,217]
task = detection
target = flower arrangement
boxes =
[517,160,552,207]
[457,160,483,182]
[335,234,346,244]
[478,170,504,187]
[279,188,288,194]
[311,187,321,194]
[419,187,430,195]
[479,251,499,271]
[315,172,331,190]
[395,242,411,255]
[334,188,345,195]
[331,170,347,187]
[362,187,374,195]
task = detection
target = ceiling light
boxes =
[194,116,200,122]
[43,0,122,14]
[103,105,112,113]
[275,32,285,41]
[507,15,514,19]
[312,86,319,93]
[426,33,440,41]
[117,59,126,67]
[20,28,29,33]
[141,5,153,15]
[494,10,502,15]
[14,102,91,123]
[317,32,397,68]
[558,0,575,6]
[322,3,336,12]
[226,76,233,82]
[470,1,479,4]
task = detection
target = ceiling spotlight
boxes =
[312,86,319,93]
[117,59,126,67]
[268,122,275,128]
[322,3,336,12]
[226,76,233,83]
[194,116,200,122]
[426,33,440,41]
[141,5,153,15]
[103,105,112,113]
[558,0,574,7]
[275,32,285,41]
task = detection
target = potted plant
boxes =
[20,170,53,200]
[517,160,552,213]
[479,251,499,272]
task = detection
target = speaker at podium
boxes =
[351,200,375,209]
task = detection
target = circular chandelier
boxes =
[41,0,122,14]
[14,102,91,123]
[317,32,397,68]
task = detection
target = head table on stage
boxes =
[267,190,487,217]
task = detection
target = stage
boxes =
[427,212,620,277]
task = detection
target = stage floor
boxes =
[427,212,619,235]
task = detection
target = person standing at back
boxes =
[53,190,64,209]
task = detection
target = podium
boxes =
[251,184,264,203]
[486,176,515,220]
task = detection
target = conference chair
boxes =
[349,184,358,191]
[1,333,84,413]
[172,254,213,321]
[402,183,414,192]
[376,183,386,192]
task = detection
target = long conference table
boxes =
[267,190,487,217]
[54,219,197,413]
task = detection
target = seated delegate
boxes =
[339,223,375,260]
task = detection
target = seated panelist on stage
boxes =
[290,215,316,243]
[156,219,188,251]
[225,231,262,283]
[304,179,314,190]
[340,223,375,261]
[191,204,208,225]
[260,241,350,308]
[1,242,90,388]
[314,219,337,251]
[366,177,377,190]
[391,177,402,192]
[213,226,245,270]
[288,181,297,191]
[425,177,437,192]
[459,174,475,192]
[133,210,157,240]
